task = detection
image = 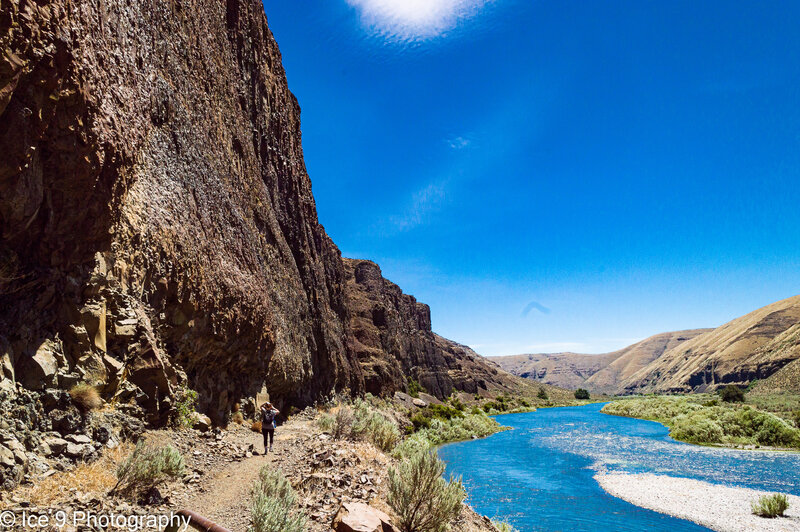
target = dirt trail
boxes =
[176,419,313,531]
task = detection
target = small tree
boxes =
[388,451,466,532]
[719,385,745,403]
[574,389,590,400]
[537,388,548,400]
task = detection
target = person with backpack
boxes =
[260,402,280,453]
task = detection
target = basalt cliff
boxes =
[0,0,517,443]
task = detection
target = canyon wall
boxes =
[0,0,517,433]
[344,259,518,398]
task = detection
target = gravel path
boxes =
[596,472,800,531]
[179,427,297,531]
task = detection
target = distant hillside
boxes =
[491,352,617,391]
[623,295,800,393]
[494,295,800,395]
[585,330,711,393]
[492,330,708,394]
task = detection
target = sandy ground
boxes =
[596,471,800,532]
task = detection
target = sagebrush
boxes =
[317,397,400,451]
[751,493,790,518]
[111,441,184,495]
[249,466,307,532]
[388,451,466,532]
[491,520,519,532]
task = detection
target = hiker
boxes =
[260,402,280,453]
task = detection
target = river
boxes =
[438,402,800,531]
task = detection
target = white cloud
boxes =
[345,0,491,41]
[447,136,471,149]
[389,181,447,231]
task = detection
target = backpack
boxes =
[261,407,277,429]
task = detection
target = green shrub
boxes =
[449,396,465,411]
[719,385,745,403]
[491,520,519,532]
[173,387,199,428]
[603,397,800,448]
[317,399,400,451]
[388,451,465,532]
[411,404,464,430]
[394,413,501,460]
[249,466,306,532]
[751,493,789,518]
[574,389,590,400]
[746,379,760,392]
[792,410,800,428]
[537,388,548,400]
[112,441,185,495]
[408,378,423,398]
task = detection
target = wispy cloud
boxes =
[388,181,448,232]
[446,135,471,149]
[345,0,492,41]
[521,300,551,317]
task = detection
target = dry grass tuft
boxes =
[251,420,263,432]
[232,412,244,424]
[23,443,132,505]
[69,383,103,412]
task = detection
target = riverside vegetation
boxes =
[602,392,800,448]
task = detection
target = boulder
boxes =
[393,391,415,409]
[113,318,138,338]
[65,442,93,458]
[191,412,212,432]
[44,437,68,456]
[332,502,397,532]
[411,398,427,408]
[417,392,442,405]
[65,434,92,444]
[0,445,15,468]
[3,439,26,464]
[21,340,60,390]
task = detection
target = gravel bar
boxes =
[595,471,800,531]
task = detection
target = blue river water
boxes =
[438,403,800,531]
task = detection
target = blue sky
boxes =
[263,0,800,356]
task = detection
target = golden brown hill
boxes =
[491,352,617,390]
[623,295,800,393]
[585,330,711,393]
[492,330,708,394]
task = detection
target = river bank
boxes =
[596,471,800,532]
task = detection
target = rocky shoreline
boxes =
[595,471,800,532]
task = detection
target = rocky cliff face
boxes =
[344,259,518,398]
[0,0,368,426]
[0,0,514,443]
